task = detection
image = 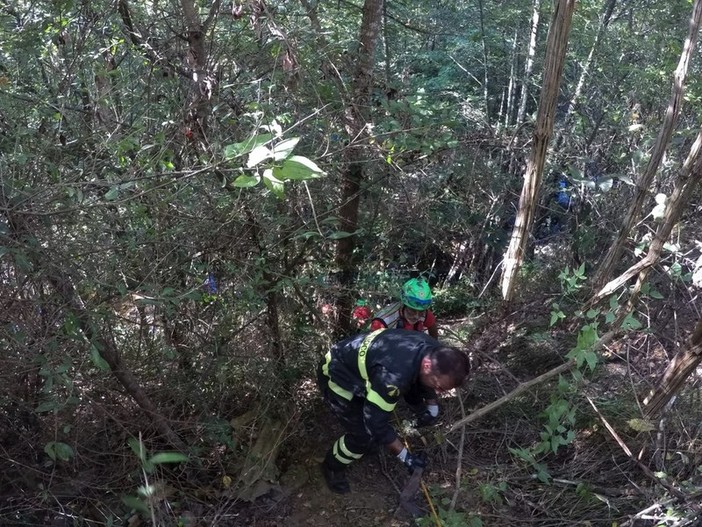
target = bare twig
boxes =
[450,330,617,432]
[587,396,685,501]
[450,391,467,511]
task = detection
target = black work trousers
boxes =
[317,367,375,471]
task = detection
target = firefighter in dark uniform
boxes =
[317,328,471,493]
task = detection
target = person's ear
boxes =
[421,356,432,374]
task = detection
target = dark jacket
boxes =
[320,329,438,444]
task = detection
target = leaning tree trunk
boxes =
[593,0,702,290]
[644,319,702,417]
[592,126,702,304]
[333,0,384,336]
[500,0,577,302]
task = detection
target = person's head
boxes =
[400,278,432,323]
[419,346,470,394]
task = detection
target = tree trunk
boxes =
[500,0,577,301]
[180,0,222,146]
[592,127,702,302]
[516,0,541,126]
[333,0,384,335]
[644,319,702,418]
[476,0,491,120]
[503,27,519,129]
[593,0,702,289]
[564,0,616,122]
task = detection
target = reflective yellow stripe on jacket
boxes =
[323,329,396,412]
[357,329,396,412]
[323,351,353,400]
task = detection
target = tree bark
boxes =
[593,0,702,289]
[563,0,616,123]
[516,0,541,126]
[644,319,702,418]
[476,0,491,120]
[592,126,702,302]
[333,0,384,335]
[500,0,577,301]
[180,0,222,146]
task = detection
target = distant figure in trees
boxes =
[368,277,439,339]
[535,174,573,240]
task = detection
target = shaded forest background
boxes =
[1,0,702,525]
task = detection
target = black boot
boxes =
[321,461,351,494]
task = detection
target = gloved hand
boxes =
[415,409,439,428]
[403,451,427,473]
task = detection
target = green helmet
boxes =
[400,278,432,310]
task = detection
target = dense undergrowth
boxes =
[2,240,701,527]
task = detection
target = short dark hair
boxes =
[429,346,471,387]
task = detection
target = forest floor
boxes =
[4,240,701,527]
[224,295,699,527]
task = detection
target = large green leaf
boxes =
[90,344,111,372]
[263,169,284,199]
[272,155,325,181]
[232,174,261,188]
[272,137,300,161]
[224,133,273,159]
[247,145,273,168]
[149,452,189,465]
[44,441,74,462]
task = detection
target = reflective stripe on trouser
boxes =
[320,387,376,471]
[325,432,372,471]
[330,435,364,466]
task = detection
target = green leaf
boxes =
[628,418,656,432]
[149,452,189,465]
[272,155,325,181]
[35,400,59,413]
[576,324,598,350]
[327,230,359,240]
[584,351,598,371]
[621,313,642,330]
[575,263,586,278]
[128,436,146,462]
[272,137,300,161]
[44,441,74,462]
[122,495,150,514]
[262,169,284,199]
[232,174,260,188]
[90,344,111,372]
[649,289,664,299]
[247,144,273,168]
[104,187,119,201]
[609,296,618,310]
[224,133,273,159]
[586,309,599,319]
